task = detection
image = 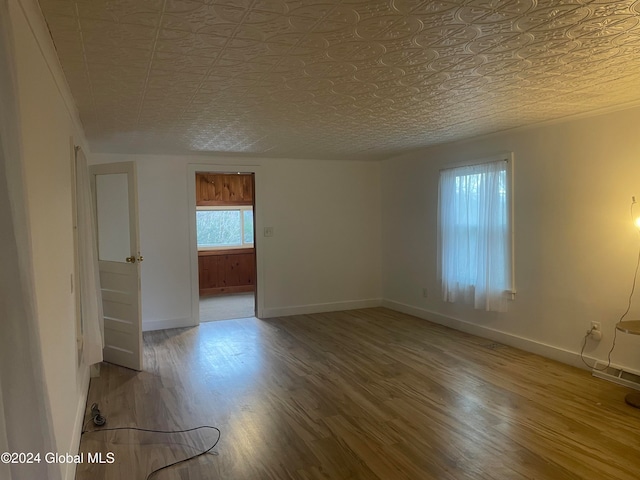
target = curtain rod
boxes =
[439,157,508,172]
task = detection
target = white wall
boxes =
[92,153,382,330]
[10,1,90,478]
[381,106,640,373]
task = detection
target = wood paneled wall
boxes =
[196,173,253,206]
[198,248,256,296]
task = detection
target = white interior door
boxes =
[90,162,142,371]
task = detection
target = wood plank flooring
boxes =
[199,293,255,322]
[77,308,640,480]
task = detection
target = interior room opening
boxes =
[195,171,256,322]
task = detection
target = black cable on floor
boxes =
[81,425,221,480]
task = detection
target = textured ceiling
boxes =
[39,0,640,160]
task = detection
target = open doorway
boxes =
[194,172,256,321]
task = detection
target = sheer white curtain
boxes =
[76,147,104,366]
[0,1,61,478]
[439,159,510,312]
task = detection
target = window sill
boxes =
[198,247,254,256]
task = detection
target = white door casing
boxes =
[90,162,142,371]
[187,163,265,323]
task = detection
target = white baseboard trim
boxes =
[66,364,90,480]
[382,299,596,371]
[262,298,383,319]
[143,316,196,332]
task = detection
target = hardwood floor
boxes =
[200,292,255,322]
[77,308,640,480]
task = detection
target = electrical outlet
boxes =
[589,321,603,341]
[422,288,428,298]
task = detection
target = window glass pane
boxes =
[95,173,130,262]
[243,209,254,244]
[197,210,241,247]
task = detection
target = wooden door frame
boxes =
[187,163,264,324]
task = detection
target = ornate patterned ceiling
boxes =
[39,0,640,160]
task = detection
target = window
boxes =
[196,206,254,249]
[438,157,513,312]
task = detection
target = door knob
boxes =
[125,256,136,263]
